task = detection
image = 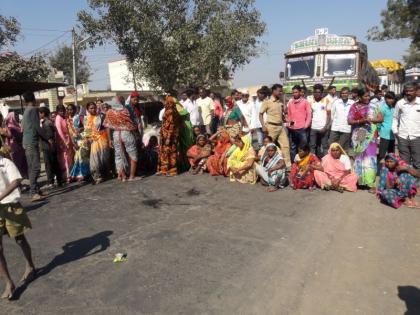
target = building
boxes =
[108,59,152,91]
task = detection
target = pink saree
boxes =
[314,154,358,192]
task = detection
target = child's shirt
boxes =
[0,157,22,204]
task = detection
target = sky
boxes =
[0,0,411,90]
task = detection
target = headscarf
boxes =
[130,91,140,98]
[225,96,235,109]
[5,112,20,132]
[230,135,252,162]
[329,142,347,156]
[262,143,282,169]
[384,153,407,167]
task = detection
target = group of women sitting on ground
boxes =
[184,131,418,209]
[157,95,419,210]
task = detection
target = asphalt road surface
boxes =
[2,174,420,314]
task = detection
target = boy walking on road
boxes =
[0,155,35,300]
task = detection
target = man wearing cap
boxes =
[259,84,291,168]
[236,89,256,135]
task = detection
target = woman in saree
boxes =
[157,96,183,176]
[84,102,111,184]
[207,130,232,176]
[289,143,320,190]
[104,96,138,181]
[223,96,247,138]
[256,135,282,162]
[176,100,195,173]
[187,134,212,174]
[227,135,256,184]
[256,143,287,192]
[377,153,419,209]
[348,88,383,193]
[314,143,358,192]
[67,104,90,182]
[1,112,28,178]
[55,105,74,182]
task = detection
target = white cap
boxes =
[240,89,250,95]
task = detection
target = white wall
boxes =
[108,59,151,91]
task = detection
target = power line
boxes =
[21,27,70,32]
[23,31,71,56]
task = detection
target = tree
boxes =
[49,44,91,85]
[367,0,420,66]
[0,52,50,81]
[78,0,265,91]
[0,15,20,49]
[0,15,50,82]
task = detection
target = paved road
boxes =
[2,174,420,314]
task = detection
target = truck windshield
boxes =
[286,56,315,79]
[324,53,356,77]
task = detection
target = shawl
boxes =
[378,153,408,191]
[214,130,231,155]
[262,143,283,170]
[104,107,137,131]
[321,143,349,178]
[229,135,252,163]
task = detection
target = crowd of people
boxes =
[0,82,419,299]
[156,83,419,209]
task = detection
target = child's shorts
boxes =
[0,202,32,238]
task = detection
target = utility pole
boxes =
[72,28,78,106]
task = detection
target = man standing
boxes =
[39,107,62,188]
[236,90,256,134]
[287,85,312,161]
[21,91,53,202]
[253,88,267,148]
[180,90,200,127]
[325,85,338,106]
[329,87,354,151]
[259,84,291,168]
[377,91,397,170]
[308,84,331,158]
[392,83,420,169]
[196,88,213,135]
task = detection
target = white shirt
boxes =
[339,154,352,170]
[392,97,420,139]
[158,108,165,122]
[331,98,354,133]
[254,99,265,128]
[237,100,257,131]
[325,94,338,107]
[0,157,22,204]
[307,96,331,130]
[181,99,201,126]
[196,97,213,125]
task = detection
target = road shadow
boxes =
[24,200,49,213]
[12,230,113,300]
[398,285,420,315]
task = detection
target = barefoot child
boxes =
[0,155,35,300]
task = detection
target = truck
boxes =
[405,66,420,85]
[281,28,379,93]
[370,59,404,94]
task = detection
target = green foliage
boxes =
[0,15,20,49]
[403,44,420,67]
[78,0,265,91]
[0,52,50,81]
[49,44,91,85]
[367,0,420,65]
